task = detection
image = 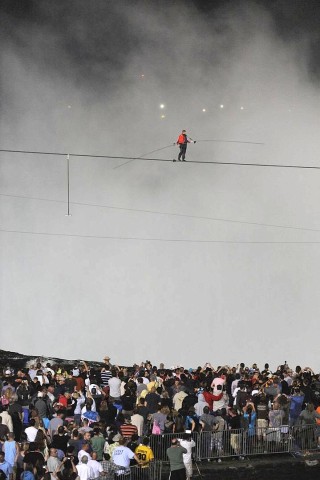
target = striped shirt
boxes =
[100,370,112,386]
[119,423,138,440]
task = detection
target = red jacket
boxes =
[203,390,223,411]
[177,133,189,145]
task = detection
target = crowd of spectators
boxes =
[0,356,320,480]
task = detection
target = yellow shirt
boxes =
[147,381,159,392]
[135,445,154,466]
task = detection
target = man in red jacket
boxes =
[176,129,192,161]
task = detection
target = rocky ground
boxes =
[0,348,105,370]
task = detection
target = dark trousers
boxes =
[178,144,187,160]
[170,468,186,480]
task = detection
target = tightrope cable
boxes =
[1,148,320,170]
[196,139,264,145]
[1,227,320,244]
[1,192,320,234]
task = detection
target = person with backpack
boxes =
[16,382,31,408]
[175,130,195,162]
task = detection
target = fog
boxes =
[1,0,320,370]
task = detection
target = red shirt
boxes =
[75,377,85,392]
[58,395,68,408]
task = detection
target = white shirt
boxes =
[233,386,241,398]
[131,413,144,436]
[81,398,96,413]
[24,426,38,442]
[78,450,92,462]
[87,459,103,479]
[28,369,37,380]
[173,391,188,411]
[0,412,13,432]
[37,375,49,386]
[108,377,121,398]
[112,446,134,468]
[74,395,85,415]
[120,381,126,397]
[47,456,61,480]
[180,439,195,464]
[76,463,94,480]
[231,379,240,395]
[44,367,55,376]
[284,375,293,386]
[47,392,55,404]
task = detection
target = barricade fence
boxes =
[110,460,162,479]
[291,424,320,453]
[148,425,320,462]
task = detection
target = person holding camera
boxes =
[53,457,78,480]
[166,438,187,480]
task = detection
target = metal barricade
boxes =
[148,425,320,463]
[113,460,162,479]
[290,424,319,453]
[108,425,320,479]
[197,426,292,460]
[244,426,291,455]
[197,428,243,460]
[149,432,198,461]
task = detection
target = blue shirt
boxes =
[0,460,13,479]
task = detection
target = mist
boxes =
[1,0,320,370]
